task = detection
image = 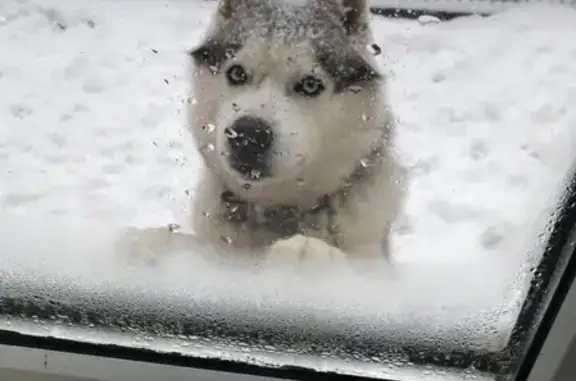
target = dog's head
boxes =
[188,0,390,205]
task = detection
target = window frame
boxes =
[1,6,575,381]
[370,0,515,19]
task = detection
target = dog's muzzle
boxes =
[225,116,274,180]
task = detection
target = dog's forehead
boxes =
[215,2,355,70]
[237,37,318,75]
[214,1,347,47]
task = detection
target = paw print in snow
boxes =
[428,199,484,223]
[469,139,489,161]
[9,104,33,119]
[480,223,512,250]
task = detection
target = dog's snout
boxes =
[226,116,274,179]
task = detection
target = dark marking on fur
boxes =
[221,192,335,241]
[189,40,242,71]
[341,0,368,35]
[315,49,381,92]
[262,198,332,237]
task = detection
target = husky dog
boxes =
[119,0,406,272]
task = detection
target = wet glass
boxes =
[1,1,576,380]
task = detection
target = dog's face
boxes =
[189,0,388,205]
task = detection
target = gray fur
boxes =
[190,0,380,92]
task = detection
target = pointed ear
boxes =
[217,0,249,19]
[218,0,234,19]
[317,0,370,35]
[218,0,236,19]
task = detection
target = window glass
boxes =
[1,0,575,380]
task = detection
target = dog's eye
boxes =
[294,76,325,97]
[226,64,248,85]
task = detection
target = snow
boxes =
[417,15,441,25]
[1,0,576,378]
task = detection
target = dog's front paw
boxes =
[264,234,348,271]
[114,224,183,266]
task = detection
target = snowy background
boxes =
[1,0,576,369]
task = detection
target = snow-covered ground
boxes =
[1,0,576,376]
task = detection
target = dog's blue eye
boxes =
[226,64,248,85]
[294,76,325,97]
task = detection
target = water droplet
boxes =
[360,158,369,168]
[202,123,216,133]
[201,143,215,153]
[296,178,305,186]
[361,114,368,121]
[242,183,252,190]
[221,236,233,244]
[224,128,238,139]
[367,43,382,56]
[349,85,362,93]
[167,223,181,232]
[225,49,236,60]
[249,170,261,180]
[202,211,210,218]
[232,103,241,112]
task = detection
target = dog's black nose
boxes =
[227,116,274,155]
[226,116,274,179]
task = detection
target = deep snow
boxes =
[1,0,576,378]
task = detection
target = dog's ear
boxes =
[218,0,234,19]
[316,0,370,35]
[217,0,249,19]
